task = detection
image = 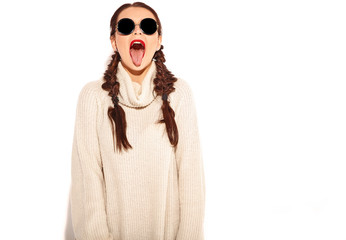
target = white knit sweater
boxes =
[70,60,206,240]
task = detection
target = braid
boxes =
[104,2,179,153]
[102,46,179,152]
[153,45,179,148]
[101,51,133,153]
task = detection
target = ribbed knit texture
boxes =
[70,60,206,240]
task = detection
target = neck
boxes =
[121,61,152,85]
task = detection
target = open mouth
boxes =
[129,40,145,67]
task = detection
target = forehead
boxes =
[118,7,156,23]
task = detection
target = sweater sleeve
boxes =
[70,84,113,240]
[175,80,206,240]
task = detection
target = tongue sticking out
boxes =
[130,44,145,66]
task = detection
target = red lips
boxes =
[130,39,145,49]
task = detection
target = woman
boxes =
[70,2,206,240]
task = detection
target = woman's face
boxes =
[111,7,162,73]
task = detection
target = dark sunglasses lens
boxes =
[117,18,134,35]
[141,18,157,35]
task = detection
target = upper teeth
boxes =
[132,41,143,46]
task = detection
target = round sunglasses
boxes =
[116,18,158,35]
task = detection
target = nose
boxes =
[133,23,142,35]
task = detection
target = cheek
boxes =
[115,37,128,52]
[146,39,159,52]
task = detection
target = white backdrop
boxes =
[0,0,345,239]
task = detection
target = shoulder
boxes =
[79,78,105,96]
[78,78,108,103]
[170,77,197,114]
[173,78,193,97]
[171,77,195,104]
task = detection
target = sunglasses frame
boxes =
[116,18,159,35]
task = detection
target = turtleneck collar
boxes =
[116,60,157,108]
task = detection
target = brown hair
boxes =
[101,2,178,153]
